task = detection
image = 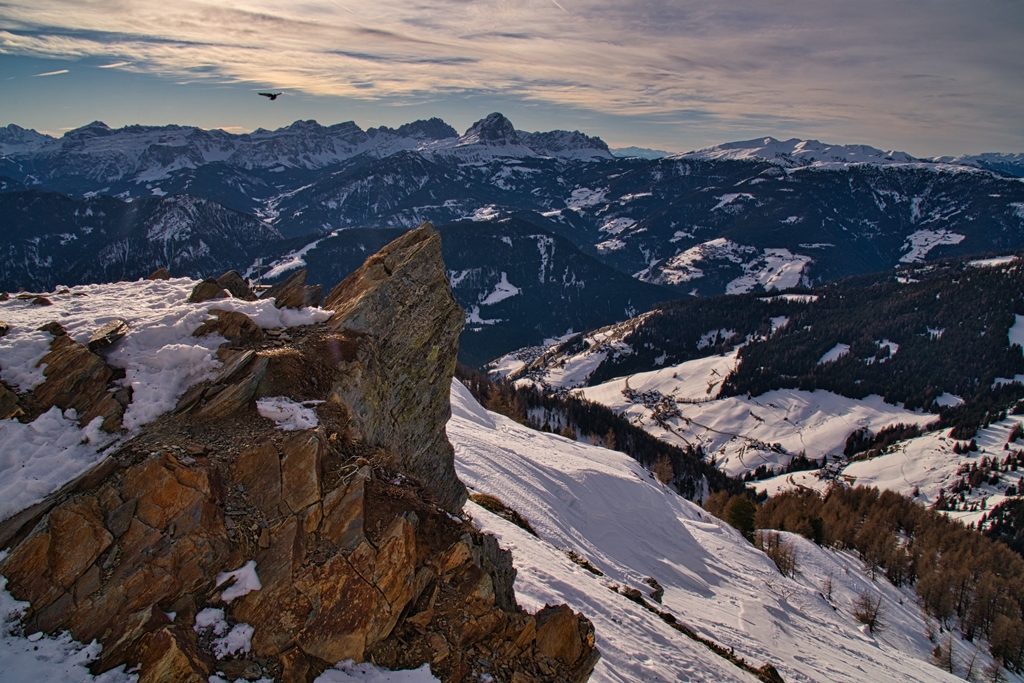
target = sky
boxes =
[1,0,1022,156]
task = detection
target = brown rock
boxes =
[198,356,268,419]
[37,320,66,337]
[217,270,258,301]
[137,626,210,683]
[233,519,313,657]
[233,438,281,515]
[0,383,24,419]
[0,530,63,611]
[32,333,123,431]
[279,430,323,513]
[279,647,311,683]
[31,296,52,306]
[0,319,8,336]
[121,453,210,531]
[48,496,113,589]
[212,349,257,385]
[193,310,263,346]
[87,319,129,352]
[106,498,137,538]
[260,269,320,309]
[323,222,467,513]
[92,606,172,674]
[147,268,171,280]
[187,278,227,304]
[295,554,379,663]
[320,465,367,549]
[535,604,583,664]
[373,514,417,606]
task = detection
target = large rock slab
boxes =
[32,333,123,431]
[260,269,321,309]
[324,222,467,513]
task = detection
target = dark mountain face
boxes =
[4,113,1024,367]
[249,218,675,365]
[0,191,282,291]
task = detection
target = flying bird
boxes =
[259,92,283,101]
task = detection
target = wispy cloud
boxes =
[33,68,69,76]
[98,61,130,68]
[1,0,1021,151]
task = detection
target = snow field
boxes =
[0,279,331,523]
[448,380,968,682]
[578,352,931,479]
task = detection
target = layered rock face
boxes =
[0,222,597,683]
[324,223,467,514]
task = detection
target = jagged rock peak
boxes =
[325,222,468,513]
[462,112,519,145]
[370,118,459,141]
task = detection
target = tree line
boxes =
[710,485,1024,673]
[455,364,744,499]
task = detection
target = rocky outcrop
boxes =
[261,269,322,309]
[0,225,598,683]
[323,222,467,513]
[88,319,129,353]
[193,310,264,346]
[147,268,171,280]
[217,271,258,301]
[29,326,123,431]
[188,278,228,303]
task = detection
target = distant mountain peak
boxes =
[679,136,920,168]
[462,112,519,145]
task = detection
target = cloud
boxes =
[0,0,1021,151]
[97,61,130,68]
[32,68,68,76]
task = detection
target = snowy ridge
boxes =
[0,114,610,192]
[676,136,988,173]
[448,380,973,683]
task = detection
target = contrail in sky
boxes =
[34,69,69,77]
[550,0,569,14]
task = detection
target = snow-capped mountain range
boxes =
[680,136,1024,177]
[4,113,1024,366]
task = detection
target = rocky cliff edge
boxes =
[0,222,598,683]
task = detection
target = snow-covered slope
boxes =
[0,279,330,522]
[448,380,980,683]
[678,137,931,170]
[573,352,934,479]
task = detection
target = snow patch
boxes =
[0,570,138,683]
[712,193,754,210]
[968,255,1017,268]
[1010,314,1024,349]
[818,343,851,364]
[216,560,262,603]
[725,249,812,295]
[934,393,965,408]
[0,409,115,522]
[479,272,521,305]
[565,187,606,210]
[899,229,965,263]
[256,397,321,431]
[314,661,439,683]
